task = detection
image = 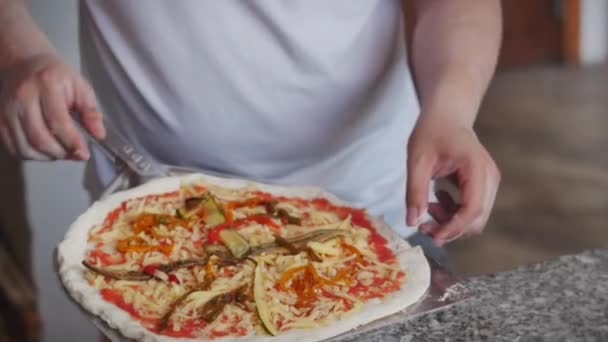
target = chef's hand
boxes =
[0,53,105,160]
[406,116,501,246]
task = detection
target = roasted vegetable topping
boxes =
[277,264,320,308]
[83,184,405,339]
[200,193,227,227]
[250,229,346,255]
[176,193,227,226]
[199,286,247,323]
[82,257,209,281]
[253,261,278,336]
[276,208,301,225]
[132,213,187,233]
[219,229,251,258]
[116,236,174,255]
[204,244,232,258]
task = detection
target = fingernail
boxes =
[407,208,419,226]
[434,238,445,247]
[414,209,426,226]
[419,224,430,234]
[74,148,90,160]
[94,121,106,139]
[419,222,438,235]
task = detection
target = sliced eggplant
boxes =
[219,229,251,258]
[264,200,278,215]
[287,229,347,248]
[305,247,322,262]
[250,229,346,256]
[204,244,231,257]
[199,292,235,323]
[82,260,153,281]
[158,258,209,273]
[185,197,204,210]
[273,235,300,255]
[272,234,322,261]
[253,262,278,336]
[276,208,301,225]
[83,257,209,281]
[235,284,253,305]
[263,200,301,225]
[199,285,248,323]
[159,288,199,331]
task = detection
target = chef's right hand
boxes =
[0,53,105,160]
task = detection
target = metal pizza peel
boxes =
[57,117,474,341]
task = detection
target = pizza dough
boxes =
[57,173,430,342]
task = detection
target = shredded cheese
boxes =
[84,181,406,339]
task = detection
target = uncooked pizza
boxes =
[58,174,430,342]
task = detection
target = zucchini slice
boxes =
[177,193,226,226]
[253,261,278,336]
[219,229,250,258]
[176,207,189,219]
[201,194,226,227]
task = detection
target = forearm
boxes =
[0,0,56,70]
[410,0,501,128]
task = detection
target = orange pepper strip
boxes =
[324,268,355,286]
[277,265,309,291]
[340,241,363,259]
[276,244,367,308]
[116,236,174,255]
[226,198,267,210]
[132,213,157,233]
[222,205,234,222]
[278,264,350,308]
[130,213,188,242]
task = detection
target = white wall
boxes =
[580,0,608,65]
[25,0,98,341]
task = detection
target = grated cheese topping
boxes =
[84,181,406,339]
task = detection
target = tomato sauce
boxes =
[157,319,208,338]
[320,288,354,311]
[95,202,126,235]
[209,325,248,338]
[88,249,125,266]
[310,197,397,263]
[100,289,157,326]
[102,287,208,338]
[347,276,403,300]
[208,311,249,338]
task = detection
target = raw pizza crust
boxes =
[57,173,431,342]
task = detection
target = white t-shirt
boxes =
[79,0,421,237]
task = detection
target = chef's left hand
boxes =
[405,116,501,246]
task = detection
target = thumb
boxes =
[406,151,434,226]
[73,76,106,139]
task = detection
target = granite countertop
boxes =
[335,248,608,342]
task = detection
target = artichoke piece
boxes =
[219,229,251,258]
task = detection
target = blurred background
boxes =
[0,0,606,341]
[446,0,608,277]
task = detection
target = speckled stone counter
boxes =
[334,248,608,342]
